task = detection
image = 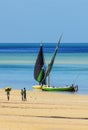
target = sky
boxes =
[0,0,88,43]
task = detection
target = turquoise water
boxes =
[0,43,88,94]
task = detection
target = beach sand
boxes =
[0,89,88,130]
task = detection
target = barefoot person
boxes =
[21,89,24,101]
[7,90,10,100]
[23,88,27,101]
[5,87,11,101]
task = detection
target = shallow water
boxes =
[0,43,88,94]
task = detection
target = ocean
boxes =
[0,43,88,94]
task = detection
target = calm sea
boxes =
[0,43,88,94]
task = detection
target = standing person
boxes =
[23,88,27,101]
[21,89,24,101]
[5,87,11,101]
[7,90,10,101]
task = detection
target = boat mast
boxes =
[47,64,50,87]
[41,34,62,86]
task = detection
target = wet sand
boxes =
[0,89,88,130]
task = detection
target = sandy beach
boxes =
[0,89,88,130]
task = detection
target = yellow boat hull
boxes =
[32,85,42,89]
[32,85,48,89]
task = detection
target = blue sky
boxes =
[0,0,88,43]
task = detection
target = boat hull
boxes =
[42,86,78,92]
[32,85,42,89]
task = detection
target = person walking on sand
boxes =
[23,88,27,101]
[7,90,10,101]
[5,87,11,101]
[21,89,24,101]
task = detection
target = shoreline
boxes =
[0,89,88,130]
[1,87,88,96]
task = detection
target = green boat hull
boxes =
[42,86,78,92]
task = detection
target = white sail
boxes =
[41,34,62,84]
